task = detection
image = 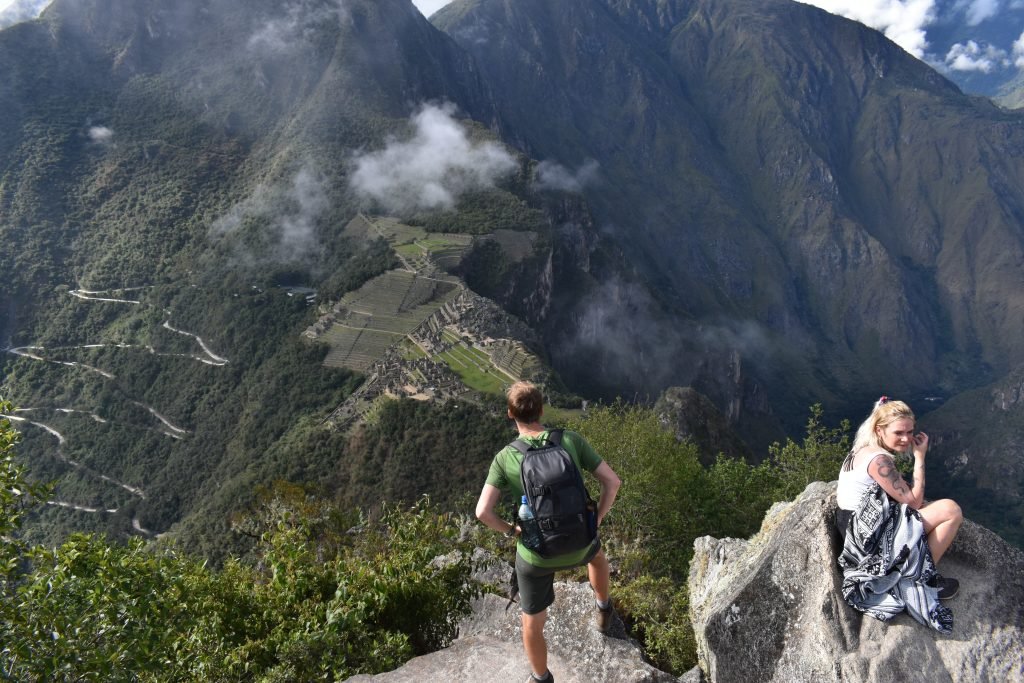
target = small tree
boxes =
[768,403,850,498]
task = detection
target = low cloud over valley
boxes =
[534,159,601,193]
[212,164,328,265]
[349,103,517,214]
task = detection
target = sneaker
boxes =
[527,672,554,683]
[927,573,959,600]
[595,599,614,633]
[935,575,959,601]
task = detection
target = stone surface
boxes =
[688,481,1024,683]
[344,569,678,682]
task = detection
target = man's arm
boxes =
[592,461,621,526]
[475,483,517,536]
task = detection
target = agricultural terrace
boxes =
[320,270,462,371]
[344,214,473,272]
[487,339,540,379]
[321,216,543,396]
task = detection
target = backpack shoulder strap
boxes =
[511,428,561,455]
[510,439,532,456]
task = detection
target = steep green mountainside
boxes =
[0,0,608,553]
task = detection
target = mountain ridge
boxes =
[2,0,1024,549]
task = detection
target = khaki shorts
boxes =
[515,539,601,615]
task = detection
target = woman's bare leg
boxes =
[919,499,963,565]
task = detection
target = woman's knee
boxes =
[939,499,963,523]
[925,499,962,525]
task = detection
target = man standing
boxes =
[475,381,622,683]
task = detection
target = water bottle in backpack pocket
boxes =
[518,495,543,551]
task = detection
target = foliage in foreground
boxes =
[1,398,851,680]
[565,402,849,674]
[1,411,476,683]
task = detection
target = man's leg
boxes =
[516,554,556,679]
[587,548,610,603]
[521,609,548,678]
[588,548,614,632]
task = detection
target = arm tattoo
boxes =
[876,456,909,495]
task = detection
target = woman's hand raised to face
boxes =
[912,430,929,459]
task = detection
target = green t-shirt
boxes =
[485,428,602,568]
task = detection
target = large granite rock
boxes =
[689,481,1024,683]
[344,552,678,683]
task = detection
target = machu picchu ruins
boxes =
[305,215,548,429]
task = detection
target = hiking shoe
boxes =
[935,575,959,601]
[595,599,614,633]
[927,573,959,600]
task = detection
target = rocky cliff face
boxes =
[344,551,679,683]
[654,386,750,463]
[688,481,1024,683]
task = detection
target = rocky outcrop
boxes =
[654,386,750,463]
[688,481,1024,683]
[345,552,678,682]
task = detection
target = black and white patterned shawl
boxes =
[837,482,953,634]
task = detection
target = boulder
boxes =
[344,552,679,682]
[688,481,1024,683]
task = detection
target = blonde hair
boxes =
[507,381,543,423]
[850,397,916,456]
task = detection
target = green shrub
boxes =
[1,406,477,683]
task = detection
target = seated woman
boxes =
[835,397,963,633]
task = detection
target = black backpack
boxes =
[512,429,596,558]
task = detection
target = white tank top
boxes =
[836,451,885,510]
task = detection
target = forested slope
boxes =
[0,0,597,552]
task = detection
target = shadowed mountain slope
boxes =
[434,0,1024,418]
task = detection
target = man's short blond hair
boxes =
[507,381,543,423]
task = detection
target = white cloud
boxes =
[213,165,327,262]
[0,0,51,29]
[797,0,937,57]
[1014,30,1024,66]
[349,103,517,213]
[945,39,1009,71]
[88,126,114,143]
[960,0,1002,25]
[248,0,349,56]
[534,159,600,193]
